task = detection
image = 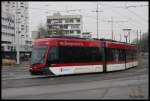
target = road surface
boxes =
[2,54,149,99]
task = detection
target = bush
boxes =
[2,59,16,66]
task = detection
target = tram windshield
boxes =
[31,45,48,65]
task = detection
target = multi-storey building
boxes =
[2,1,17,52]
[47,13,83,38]
[82,32,92,39]
[2,1,32,59]
[2,11,15,51]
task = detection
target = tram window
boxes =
[126,49,133,60]
[107,48,125,61]
[106,48,114,61]
[47,47,59,63]
[107,48,118,61]
[119,49,125,61]
[47,46,103,64]
[114,49,119,61]
[59,46,103,63]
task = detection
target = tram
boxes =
[29,36,138,76]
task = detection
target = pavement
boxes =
[2,61,31,80]
[2,61,30,69]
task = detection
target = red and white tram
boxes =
[29,37,138,76]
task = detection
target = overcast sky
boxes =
[29,1,148,42]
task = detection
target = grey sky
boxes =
[29,1,148,42]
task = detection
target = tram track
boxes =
[2,65,147,89]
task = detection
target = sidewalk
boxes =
[2,61,30,68]
[2,61,31,80]
[2,61,30,73]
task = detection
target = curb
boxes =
[2,64,30,67]
[2,75,47,80]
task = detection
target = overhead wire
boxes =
[29,2,148,35]
[125,7,148,22]
[100,3,148,24]
[108,7,147,27]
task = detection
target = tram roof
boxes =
[33,36,137,49]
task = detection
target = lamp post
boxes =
[122,29,132,43]
[122,29,129,70]
[21,35,24,51]
[124,35,128,43]
[16,2,20,64]
[95,2,103,39]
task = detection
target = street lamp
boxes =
[16,2,20,64]
[21,35,24,51]
[124,35,128,43]
[122,29,132,43]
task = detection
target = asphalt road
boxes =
[2,54,149,99]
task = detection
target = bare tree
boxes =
[37,23,48,39]
[132,32,149,52]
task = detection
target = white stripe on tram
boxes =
[107,63,125,72]
[49,65,103,75]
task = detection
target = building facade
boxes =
[82,32,92,39]
[2,1,31,52]
[47,13,83,38]
[2,11,15,51]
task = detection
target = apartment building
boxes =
[2,11,15,51]
[47,13,83,38]
[2,1,31,52]
[2,2,15,52]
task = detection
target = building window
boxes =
[71,25,79,29]
[8,46,10,50]
[70,19,73,23]
[77,30,81,34]
[1,46,4,51]
[21,28,24,30]
[64,25,68,29]
[76,19,80,22]
[17,12,21,14]
[65,19,70,23]
[58,20,62,23]
[47,19,51,23]
[11,46,13,51]
[70,30,73,34]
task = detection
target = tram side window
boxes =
[107,48,125,61]
[107,48,119,61]
[106,48,113,61]
[114,49,119,61]
[119,49,125,61]
[47,47,59,63]
[126,49,133,61]
[90,47,102,61]
[59,46,103,63]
